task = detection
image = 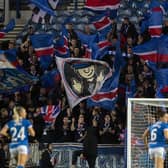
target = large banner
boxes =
[51,144,124,168]
[56,57,112,108]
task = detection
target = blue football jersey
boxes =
[6,119,32,148]
[148,121,168,148]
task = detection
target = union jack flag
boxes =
[40,103,61,126]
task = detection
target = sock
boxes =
[17,166,24,168]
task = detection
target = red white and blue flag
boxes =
[157,35,168,63]
[87,69,119,110]
[85,0,120,11]
[93,16,111,32]
[148,6,164,38]
[41,103,61,126]
[133,38,158,63]
[30,34,54,69]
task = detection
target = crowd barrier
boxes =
[25,143,125,168]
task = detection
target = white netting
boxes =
[127,99,168,168]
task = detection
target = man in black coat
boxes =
[40,143,54,168]
[71,120,98,168]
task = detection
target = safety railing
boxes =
[9,143,125,168]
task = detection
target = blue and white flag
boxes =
[48,0,59,10]
[0,19,15,38]
[29,0,56,16]
[0,53,36,94]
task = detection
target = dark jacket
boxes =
[40,149,53,168]
[83,127,98,157]
[0,147,6,168]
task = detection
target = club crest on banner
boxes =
[56,57,112,108]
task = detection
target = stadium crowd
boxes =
[0,0,168,162]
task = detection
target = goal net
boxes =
[127,98,168,168]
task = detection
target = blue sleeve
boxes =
[26,120,32,129]
[163,123,168,130]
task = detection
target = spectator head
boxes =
[73,47,80,57]
[8,40,15,49]
[63,116,69,125]
[0,108,8,118]
[65,22,73,31]
[123,17,129,24]
[46,143,52,152]
[84,24,91,35]
[92,108,99,116]
[78,114,85,124]
[126,36,133,46]
[104,114,111,123]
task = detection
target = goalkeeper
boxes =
[142,111,168,168]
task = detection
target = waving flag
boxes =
[155,68,168,98]
[30,34,54,70]
[40,69,61,88]
[91,15,112,36]
[133,38,158,63]
[87,42,124,110]
[54,26,70,58]
[148,6,164,38]
[0,53,36,94]
[56,57,112,108]
[54,36,69,58]
[83,44,92,59]
[41,103,61,126]
[87,70,119,110]
[48,0,59,10]
[29,0,55,16]
[4,49,19,67]
[157,35,168,63]
[92,38,112,60]
[76,31,98,46]
[85,0,120,11]
[0,19,15,38]
[93,16,111,32]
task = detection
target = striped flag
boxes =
[30,34,54,70]
[85,0,120,11]
[93,16,111,32]
[133,38,158,63]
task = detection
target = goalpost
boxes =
[127,98,168,168]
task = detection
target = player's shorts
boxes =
[10,145,29,158]
[148,147,166,160]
